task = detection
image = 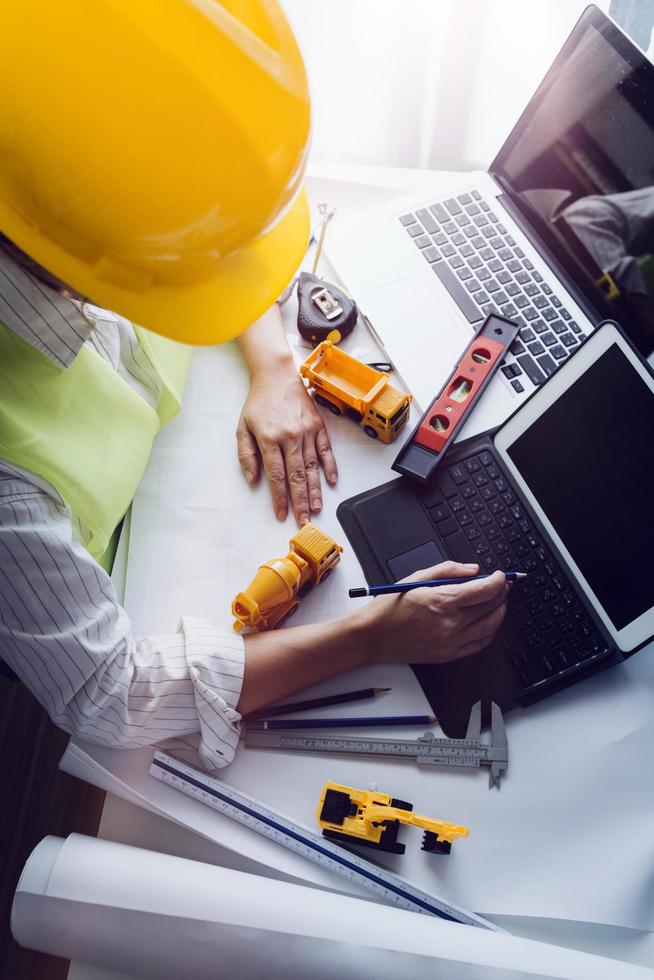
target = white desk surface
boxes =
[68,162,654,977]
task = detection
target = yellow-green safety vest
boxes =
[0,320,191,571]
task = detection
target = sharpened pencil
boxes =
[243,687,391,722]
[349,571,527,598]
[246,714,438,731]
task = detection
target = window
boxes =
[390,402,409,425]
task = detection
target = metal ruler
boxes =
[245,701,508,789]
[149,750,500,931]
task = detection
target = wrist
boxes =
[267,346,295,374]
[248,346,295,384]
[236,304,294,381]
[341,607,380,668]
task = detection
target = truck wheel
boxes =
[298,581,314,598]
[363,425,378,439]
[319,569,332,584]
[276,606,298,628]
[315,394,341,415]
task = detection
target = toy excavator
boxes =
[232,523,343,633]
[317,781,469,855]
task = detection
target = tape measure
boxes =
[296,272,358,346]
[149,751,500,931]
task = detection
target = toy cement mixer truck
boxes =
[232,523,343,632]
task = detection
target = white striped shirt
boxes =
[0,248,245,770]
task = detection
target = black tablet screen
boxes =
[507,343,654,631]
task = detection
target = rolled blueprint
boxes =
[11,834,654,980]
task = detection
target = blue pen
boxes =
[349,571,526,598]
[246,714,438,731]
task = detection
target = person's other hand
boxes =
[236,364,338,525]
[357,561,509,665]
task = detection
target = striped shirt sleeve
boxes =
[0,471,245,770]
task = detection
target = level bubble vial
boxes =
[449,378,473,403]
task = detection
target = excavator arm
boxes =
[361,804,469,851]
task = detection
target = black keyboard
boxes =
[419,448,610,694]
[400,190,589,394]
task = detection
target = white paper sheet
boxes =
[13,834,654,980]
[61,330,654,932]
[123,336,413,636]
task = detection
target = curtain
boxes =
[282,0,614,170]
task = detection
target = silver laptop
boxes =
[327,5,654,437]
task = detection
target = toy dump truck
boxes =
[232,523,343,633]
[317,781,469,855]
[299,341,412,443]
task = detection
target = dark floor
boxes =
[0,678,105,979]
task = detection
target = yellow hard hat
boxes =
[0,1,311,344]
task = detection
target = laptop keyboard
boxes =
[400,190,590,394]
[419,449,610,694]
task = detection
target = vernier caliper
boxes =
[244,700,509,789]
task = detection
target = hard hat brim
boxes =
[0,188,311,347]
[95,188,311,345]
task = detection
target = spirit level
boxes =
[393,314,519,483]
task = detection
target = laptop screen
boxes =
[494,323,654,651]
[492,6,654,354]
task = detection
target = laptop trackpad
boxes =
[360,274,470,411]
[387,541,445,581]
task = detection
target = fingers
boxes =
[304,424,338,514]
[450,570,508,608]
[456,637,498,661]
[303,435,323,517]
[235,372,339,525]
[282,437,311,526]
[399,561,479,585]
[260,442,291,521]
[241,423,337,525]
[303,424,337,518]
[315,425,338,486]
[458,599,508,649]
[395,562,508,663]
[236,422,260,486]
[395,565,509,631]
[458,587,509,629]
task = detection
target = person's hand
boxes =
[236,360,338,525]
[356,561,509,665]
